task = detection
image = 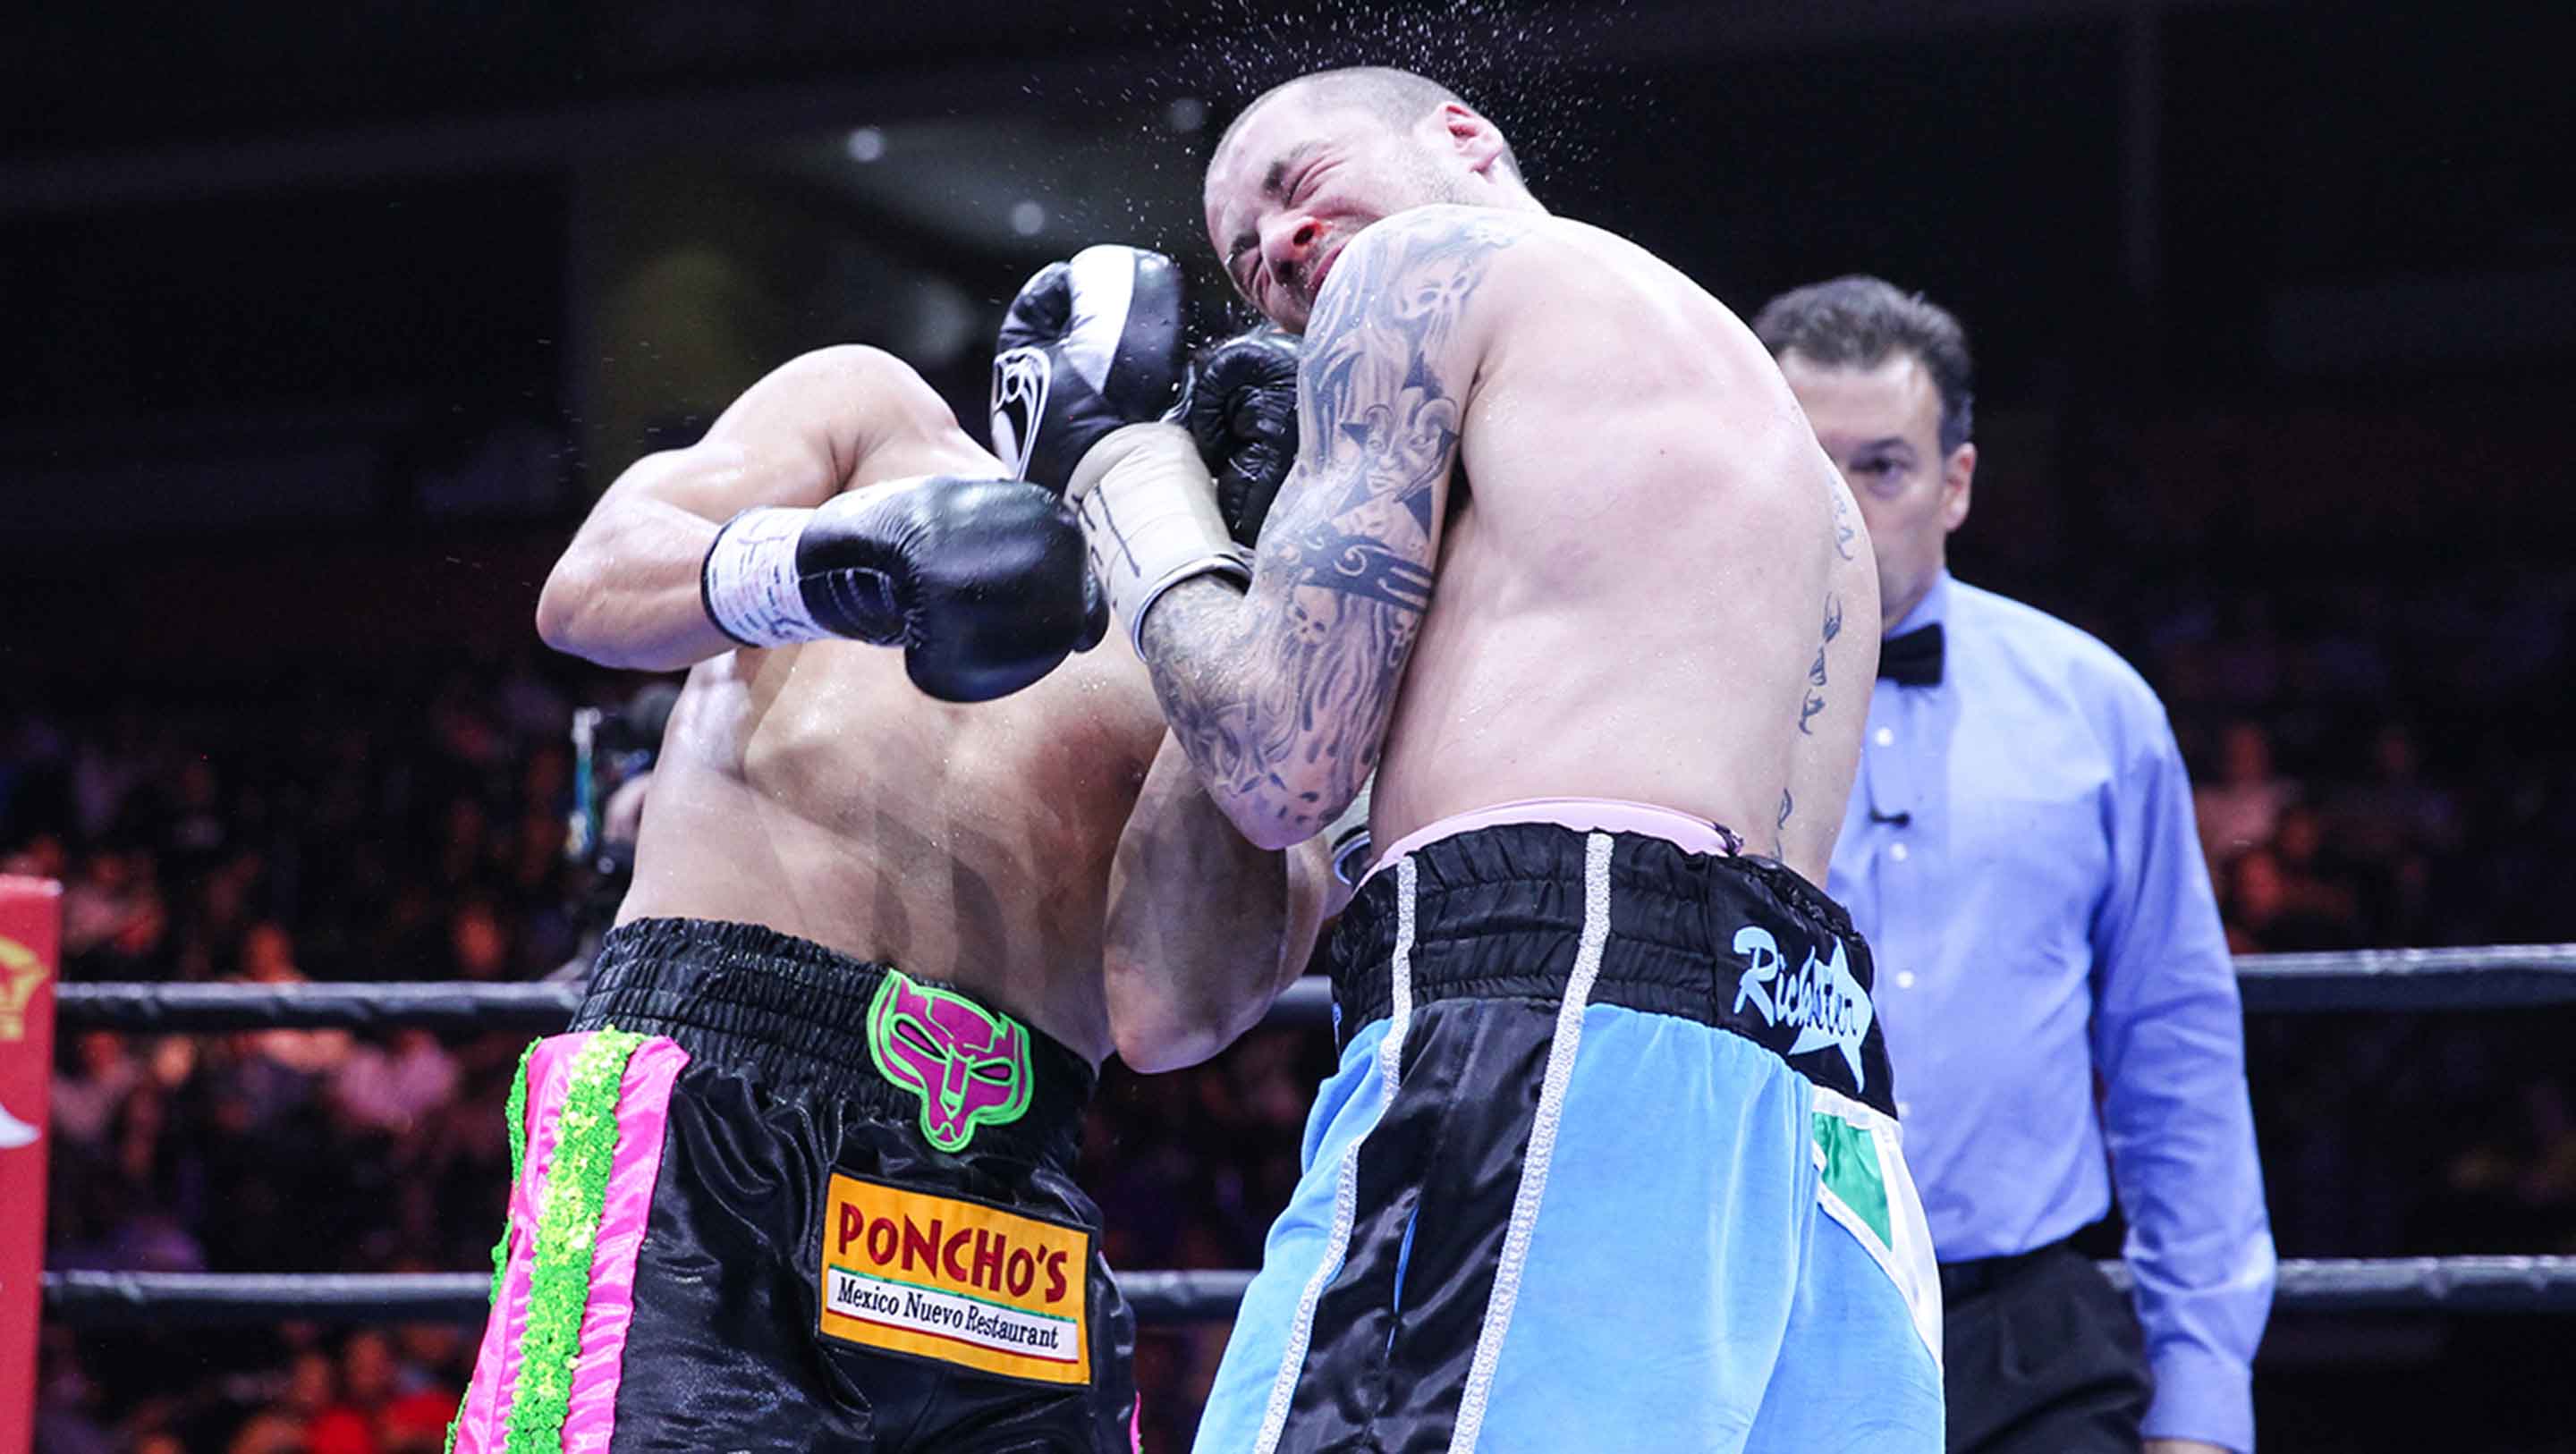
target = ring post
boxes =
[0,877,63,1454]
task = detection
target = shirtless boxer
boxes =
[1052,68,1945,1451]
[446,290,1330,1451]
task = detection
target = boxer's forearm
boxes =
[1133,571,1400,851]
[540,348,928,670]
[1122,220,1478,846]
[537,486,739,671]
[1106,734,1332,1072]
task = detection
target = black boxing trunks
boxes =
[1192,803,1943,1454]
[449,917,1137,1453]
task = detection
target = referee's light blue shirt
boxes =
[1830,571,2276,1453]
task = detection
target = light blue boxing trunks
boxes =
[1194,803,1944,1453]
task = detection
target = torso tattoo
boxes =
[1830,483,1860,562]
[1800,593,1843,736]
[1140,209,1524,839]
[1782,491,1853,850]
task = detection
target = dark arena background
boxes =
[7,1,2575,1450]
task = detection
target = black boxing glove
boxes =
[991,245,1189,494]
[1182,325,1301,545]
[699,476,1109,703]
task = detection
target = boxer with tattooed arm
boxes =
[1035,65,1945,1452]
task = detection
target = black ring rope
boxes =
[43,947,2576,1334]
[44,1258,2576,1327]
[52,943,2576,1034]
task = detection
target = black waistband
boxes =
[1937,1236,2083,1302]
[1329,821,1897,1116]
[574,917,1095,1166]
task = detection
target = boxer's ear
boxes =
[1435,103,1508,174]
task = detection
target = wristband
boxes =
[1068,423,1252,651]
[699,507,829,647]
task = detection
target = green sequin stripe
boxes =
[448,1040,545,1454]
[502,1026,647,1454]
[496,1040,538,1293]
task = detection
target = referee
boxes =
[1755,276,2275,1454]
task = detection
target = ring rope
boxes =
[48,949,2576,1336]
[57,980,588,1033]
[2230,943,2576,1011]
[52,943,2576,1033]
[44,1258,2576,1326]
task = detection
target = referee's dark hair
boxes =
[1752,277,1975,454]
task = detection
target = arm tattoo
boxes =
[1830,483,1860,562]
[1140,211,1521,839]
[1799,594,1844,735]
[1277,520,1436,613]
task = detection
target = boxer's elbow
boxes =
[1107,940,1285,1074]
[1113,1018,1227,1076]
[1214,778,1336,854]
[1234,816,1318,854]
[1105,955,1238,1074]
[534,554,675,671]
[534,555,623,664]
[533,562,589,656]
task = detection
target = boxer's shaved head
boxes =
[1217,67,1523,185]
[1204,65,1538,332]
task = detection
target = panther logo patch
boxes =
[867,968,1033,1154]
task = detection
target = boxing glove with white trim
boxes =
[991,245,1189,495]
[699,474,1107,702]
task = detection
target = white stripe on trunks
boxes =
[1251,853,1420,1454]
[1448,830,1614,1453]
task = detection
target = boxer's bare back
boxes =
[631,631,1165,1061]
[539,347,1185,1062]
[1185,97,1880,881]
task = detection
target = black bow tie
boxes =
[1879,622,1944,687]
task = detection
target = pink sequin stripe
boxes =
[452,1034,588,1454]
[1362,797,1739,884]
[558,1036,689,1451]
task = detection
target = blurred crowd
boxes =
[12,554,2576,1450]
[12,659,589,1452]
[2085,567,2576,1277]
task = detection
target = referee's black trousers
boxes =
[1940,1238,2154,1454]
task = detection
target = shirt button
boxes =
[1873,727,1895,748]
[1895,970,1917,989]
[1889,842,1911,863]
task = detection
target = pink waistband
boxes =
[1363,797,1741,883]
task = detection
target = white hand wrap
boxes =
[700,506,828,647]
[1066,422,1251,651]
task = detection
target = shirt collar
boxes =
[1890,568,1953,638]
